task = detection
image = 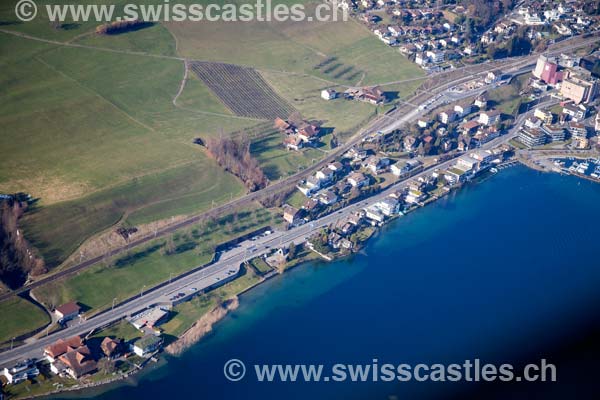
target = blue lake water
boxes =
[58,166,600,400]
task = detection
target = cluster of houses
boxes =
[507,1,600,34]
[2,302,167,387]
[304,144,507,257]
[406,92,504,155]
[340,0,600,72]
[275,117,323,151]
[1,330,164,386]
[321,86,386,105]
[285,142,427,229]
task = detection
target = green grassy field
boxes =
[261,70,377,135]
[486,74,530,115]
[0,0,417,309]
[166,4,423,85]
[31,205,273,311]
[249,127,326,180]
[0,297,50,344]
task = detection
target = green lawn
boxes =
[91,319,142,342]
[31,205,273,312]
[0,30,260,267]
[487,74,530,115]
[166,3,423,85]
[0,297,50,344]
[249,127,325,180]
[261,70,377,135]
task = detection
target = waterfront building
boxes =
[542,125,567,142]
[517,127,547,148]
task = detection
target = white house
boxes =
[321,89,338,100]
[347,172,369,188]
[478,110,501,126]
[132,335,163,357]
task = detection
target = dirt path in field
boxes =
[172,60,189,106]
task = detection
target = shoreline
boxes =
[9,159,599,399]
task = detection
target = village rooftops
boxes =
[101,337,121,358]
[58,345,96,378]
[44,336,84,360]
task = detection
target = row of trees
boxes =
[95,19,151,35]
[205,134,268,192]
[0,196,46,289]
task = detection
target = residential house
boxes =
[321,89,338,100]
[132,335,163,357]
[438,109,457,124]
[297,123,320,143]
[374,197,400,216]
[363,156,390,175]
[284,135,303,151]
[3,360,39,384]
[44,336,84,362]
[56,345,97,379]
[347,172,369,188]
[359,86,385,104]
[403,135,418,152]
[454,103,473,118]
[316,168,334,183]
[461,120,480,135]
[317,190,338,206]
[444,166,470,184]
[283,205,303,225]
[405,188,426,204]
[54,302,81,322]
[327,161,344,173]
[426,50,445,64]
[364,205,385,223]
[417,119,429,128]
[478,109,501,126]
[474,94,487,109]
[101,337,122,359]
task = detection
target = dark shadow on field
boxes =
[160,333,179,346]
[0,20,22,26]
[487,100,499,109]
[319,126,335,136]
[384,91,399,102]
[261,165,281,180]
[59,23,81,30]
[106,21,155,35]
[113,243,164,268]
